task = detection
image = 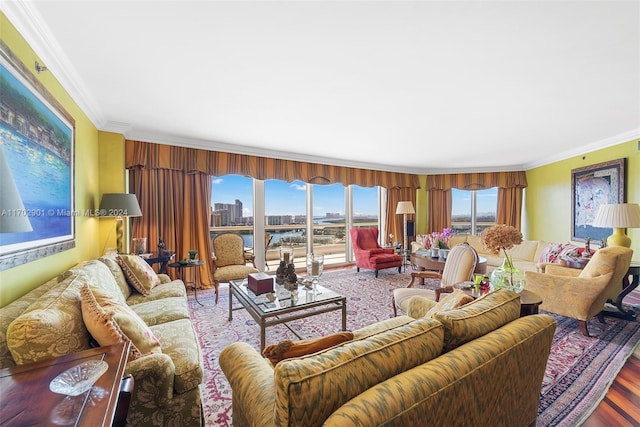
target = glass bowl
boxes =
[49,360,109,396]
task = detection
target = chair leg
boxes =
[392,295,397,317]
[356,267,360,273]
[214,282,219,304]
[375,270,379,278]
[398,266,401,273]
[579,320,590,337]
[597,312,606,323]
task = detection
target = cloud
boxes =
[290,183,306,191]
[212,178,223,185]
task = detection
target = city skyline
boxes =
[211,175,497,218]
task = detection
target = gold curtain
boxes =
[426,171,527,232]
[385,188,417,246]
[126,140,420,189]
[129,168,214,289]
[497,187,523,229]
[427,189,452,234]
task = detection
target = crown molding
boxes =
[1,1,106,128]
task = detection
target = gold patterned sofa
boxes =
[219,289,557,426]
[0,256,203,426]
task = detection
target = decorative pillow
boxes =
[116,255,160,295]
[557,243,580,260]
[539,243,563,263]
[424,290,474,318]
[80,284,161,359]
[263,331,354,365]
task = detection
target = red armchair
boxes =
[350,228,403,277]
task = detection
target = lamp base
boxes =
[607,227,631,248]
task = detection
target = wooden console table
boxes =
[0,342,133,427]
[604,261,639,320]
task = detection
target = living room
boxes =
[0,1,639,425]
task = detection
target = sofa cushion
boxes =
[80,284,144,360]
[539,242,563,263]
[80,284,161,358]
[433,288,521,352]
[262,332,354,365]
[128,297,190,326]
[117,255,161,295]
[98,255,132,299]
[60,260,127,304]
[150,319,203,394]
[126,281,187,305]
[6,276,92,365]
[272,317,444,426]
[509,240,539,261]
[424,290,475,318]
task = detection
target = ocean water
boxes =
[1,125,72,246]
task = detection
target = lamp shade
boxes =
[592,204,640,228]
[592,203,640,248]
[395,201,415,215]
[0,148,33,233]
[98,193,142,217]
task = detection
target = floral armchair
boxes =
[350,228,403,278]
[212,232,259,303]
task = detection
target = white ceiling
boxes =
[3,0,639,174]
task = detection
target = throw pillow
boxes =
[116,255,160,296]
[423,289,475,318]
[262,331,354,365]
[539,243,563,263]
[80,284,161,359]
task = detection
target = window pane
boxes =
[312,183,346,267]
[265,179,307,266]
[476,188,497,235]
[210,174,253,246]
[451,188,472,235]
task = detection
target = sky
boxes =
[211,175,497,217]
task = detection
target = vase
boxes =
[438,249,450,259]
[430,248,439,258]
[490,254,525,293]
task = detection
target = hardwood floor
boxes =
[582,287,640,427]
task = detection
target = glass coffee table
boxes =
[229,279,347,351]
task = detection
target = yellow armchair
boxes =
[524,246,632,336]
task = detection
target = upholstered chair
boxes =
[350,228,403,277]
[392,243,479,316]
[524,246,633,337]
[212,232,259,303]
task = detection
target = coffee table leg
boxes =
[260,322,266,352]
[228,286,233,321]
[342,300,347,331]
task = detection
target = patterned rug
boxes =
[186,268,640,427]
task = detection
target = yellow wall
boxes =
[98,132,126,254]
[0,14,103,306]
[525,138,639,261]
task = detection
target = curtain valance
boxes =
[126,140,420,189]
[426,171,527,191]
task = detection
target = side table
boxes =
[604,262,639,320]
[141,251,175,274]
[169,260,205,306]
[0,342,133,427]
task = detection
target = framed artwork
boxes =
[571,158,625,242]
[0,41,76,271]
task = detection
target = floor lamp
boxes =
[592,203,640,248]
[99,193,142,254]
[396,201,415,253]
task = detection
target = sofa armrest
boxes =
[219,342,275,426]
[544,264,582,277]
[125,352,176,406]
[158,274,172,284]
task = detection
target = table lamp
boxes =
[99,193,142,253]
[396,201,415,253]
[0,149,33,233]
[592,203,640,248]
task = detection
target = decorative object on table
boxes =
[49,360,109,396]
[131,237,147,255]
[158,238,165,253]
[481,224,525,293]
[99,193,142,254]
[591,203,640,248]
[188,249,198,261]
[306,253,324,290]
[248,272,274,295]
[582,237,593,258]
[571,158,625,242]
[426,228,453,257]
[280,245,294,264]
[276,260,287,284]
[395,201,415,254]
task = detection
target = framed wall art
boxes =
[0,41,76,271]
[571,158,625,242]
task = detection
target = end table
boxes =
[169,260,205,305]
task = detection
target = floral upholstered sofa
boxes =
[0,255,203,426]
[219,289,557,426]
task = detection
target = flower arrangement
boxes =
[427,228,453,249]
[481,224,524,291]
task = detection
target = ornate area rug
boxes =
[186,268,640,427]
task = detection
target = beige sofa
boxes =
[414,235,555,273]
[220,289,557,426]
[0,256,203,426]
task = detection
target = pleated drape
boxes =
[427,189,452,235]
[385,188,417,246]
[129,168,214,289]
[497,187,524,229]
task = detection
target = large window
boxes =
[211,175,383,269]
[451,188,497,235]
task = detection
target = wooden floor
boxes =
[582,287,640,427]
